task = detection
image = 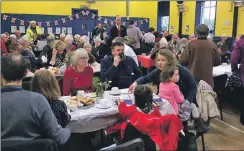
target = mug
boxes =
[111,87,119,94]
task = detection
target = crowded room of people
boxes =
[1,1,244,151]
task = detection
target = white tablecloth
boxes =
[59,89,174,133]
[213,64,232,77]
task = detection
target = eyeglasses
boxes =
[78,56,89,60]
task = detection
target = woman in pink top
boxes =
[158,65,184,114]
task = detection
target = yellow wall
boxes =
[1,1,157,29]
[169,1,179,34]
[215,1,234,37]
[237,6,244,36]
[182,1,196,35]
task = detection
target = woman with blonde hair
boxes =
[32,70,71,128]
[50,40,66,67]
[63,48,94,95]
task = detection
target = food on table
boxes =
[67,95,95,108]
[49,67,59,75]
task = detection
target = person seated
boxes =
[113,37,139,66]
[119,85,183,151]
[47,40,66,68]
[100,42,141,89]
[1,34,9,55]
[1,54,70,145]
[84,43,101,73]
[32,70,71,128]
[64,34,76,51]
[93,37,110,63]
[63,48,94,96]
[59,50,74,75]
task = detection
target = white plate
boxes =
[96,103,112,109]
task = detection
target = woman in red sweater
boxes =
[63,48,94,96]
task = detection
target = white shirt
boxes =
[144,32,155,44]
[124,44,138,66]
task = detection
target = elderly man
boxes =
[92,37,110,63]
[92,23,104,40]
[180,24,221,87]
[113,37,138,66]
[189,34,195,41]
[15,30,21,40]
[127,20,144,49]
[110,15,127,40]
[26,21,43,42]
[1,54,71,145]
[101,41,141,89]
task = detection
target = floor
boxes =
[196,102,244,150]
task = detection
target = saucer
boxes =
[110,91,120,95]
[96,103,111,109]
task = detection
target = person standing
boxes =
[110,16,127,41]
[127,20,144,49]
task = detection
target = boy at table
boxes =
[100,41,141,89]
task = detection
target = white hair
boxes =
[47,34,55,43]
[159,37,168,48]
[81,35,89,43]
[93,36,101,42]
[83,42,91,48]
[74,34,81,39]
[60,34,66,38]
[19,35,29,44]
[64,36,73,45]
[10,34,17,39]
[66,34,73,38]
[30,21,36,24]
[221,34,227,38]
[70,48,88,66]
[1,34,7,38]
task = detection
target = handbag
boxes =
[226,71,242,92]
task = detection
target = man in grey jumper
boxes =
[1,54,71,145]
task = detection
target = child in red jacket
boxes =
[105,85,183,150]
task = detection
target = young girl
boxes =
[159,65,184,114]
[32,70,71,128]
[105,85,183,151]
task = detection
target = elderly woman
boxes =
[129,49,197,104]
[60,33,66,42]
[63,48,94,95]
[49,40,66,68]
[64,35,76,51]
[26,21,43,42]
[9,34,17,43]
[220,34,229,54]
[84,42,101,73]
[176,38,189,60]
[93,36,110,63]
[231,35,244,125]
[180,24,221,87]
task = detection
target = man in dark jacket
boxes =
[109,16,127,46]
[101,41,141,89]
[92,23,104,40]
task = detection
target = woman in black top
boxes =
[32,70,70,127]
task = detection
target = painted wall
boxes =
[215,1,234,37]
[182,1,196,35]
[1,1,157,29]
[237,7,244,36]
[169,1,179,34]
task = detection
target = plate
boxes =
[96,103,112,109]
[77,102,95,109]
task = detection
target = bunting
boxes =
[11,18,16,23]
[62,18,66,23]
[38,22,42,27]
[69,16,73,21]
[46,21,50,27]
[20,20,25,25]
[54,20,59,25]
[2,15,8,20]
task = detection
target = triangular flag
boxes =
[145,19,148,23]
[69,16,73,21]
[97,16,101,21]
[20,20,25,25]
[75,14,79,19]
[11,18,16,23]
[46,21,50,27]
[140,20,143,24]
[62,18,66,23]
[91,14,96,19]
[2,15,8,20]
[54,20,59,25]
[38,22,42,27]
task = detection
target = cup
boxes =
[77,90,85,96]
[111,87,119,94]
[98,98,108,108]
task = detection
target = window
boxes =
[200,1,216,33]
[161,16,169,31]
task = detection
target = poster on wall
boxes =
[47,27,53,34]
[67,27,72,34]
[11,26,17,33]
[62,27,67,34]
[19,26,25,33]
[41,27,45,33]
[56,27,61,34]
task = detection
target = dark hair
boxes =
[153,31,160,38]
[1,54,28,82]
[196,24,209,38]
[134,85,153,113]
[160,65,178,82]
[148,27,155,33]
[129,20,134,25]
[111,41,124,50]
[88,53,96,64]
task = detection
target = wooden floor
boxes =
[196,102,244,150]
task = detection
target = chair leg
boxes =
[201,134,205,151]
[217,96,224,121]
